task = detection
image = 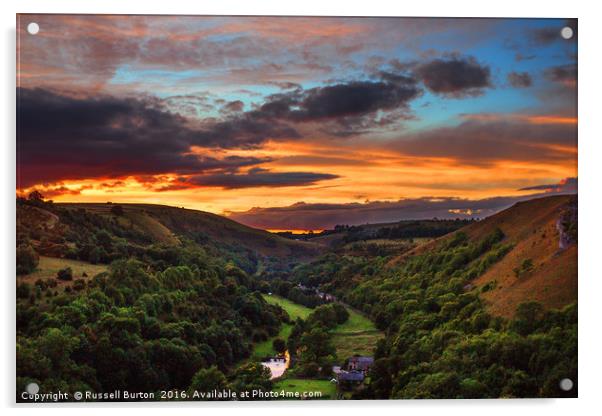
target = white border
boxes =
[2,1,601,415]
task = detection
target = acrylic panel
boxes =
[16,14,577,402]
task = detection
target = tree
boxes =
[332,303,350,325]
[230,362,272,397]
[27,190,44,202]
[88,247,103,264]
[17,283,31,299]
[272,338,286,354]
[511,301,544,336]
[95,230,113,250]
[189,366,229,393]
[57,267,73,281]
[17,244,39,275]
[299,325,335,362]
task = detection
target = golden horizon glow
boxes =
[266,229,325,234]
[17,140,577,217]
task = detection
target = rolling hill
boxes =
[18,202,320,260]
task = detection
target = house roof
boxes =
[349,356,374,368]
[350,356,374,363]
[339,370,364,382]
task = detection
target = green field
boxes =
[334,307,376,334]
[332,332,381,358]
[262,294,313,320]
[250,295,313,360]
[331,306,383,360]
[19,256,108,282]
[262,294,383,361]
[251,323,293,360]
[272,378,337,400]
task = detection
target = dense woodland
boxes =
[17,197,284,399]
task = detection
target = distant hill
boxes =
[292,219,473,248]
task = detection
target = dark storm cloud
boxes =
[17,88,277,186]
[296,80,419,120]
[17,76,423,186]
[184,167,339,189]
[254,77,421,122]
[507,71,533,88]
[228,188,576,230]
[227,76,423,136]
[414,56,492,97]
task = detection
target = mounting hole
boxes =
[26,382,39,395]
[559,378,574,391]
[27,22,40,35]
[561,26,573,40]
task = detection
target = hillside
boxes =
[384,195,577,317]
[286,194,577,398]
[18,201,320,262]
[464,195,577,317]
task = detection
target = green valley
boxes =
[16,194,578,400]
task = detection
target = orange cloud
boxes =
[461,113,577,125]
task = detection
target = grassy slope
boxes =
[389,195,577,318]
[253,295,312,359]
[466,195,578,317]
[18,256,108,297]
[263,294,313,320]
[331,306,383,359]
[58,203,319,258]
[20,256,107,282]
[262,294,383,360]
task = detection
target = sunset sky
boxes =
[16,15,577,230]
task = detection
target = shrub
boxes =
[513,259,534,278]
[272,338,286,354]
[57,267,73,281]
[17,282,31,299]
[34,279,47,290]
[73,279,86,291]
[16,245,39,275]
[252,329,269,342]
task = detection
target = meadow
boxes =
[262,294,313,320]
[19,255,107,285]
[272,378,337,400]
[260,294,382,361]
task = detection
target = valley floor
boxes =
[255,294,383,399]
